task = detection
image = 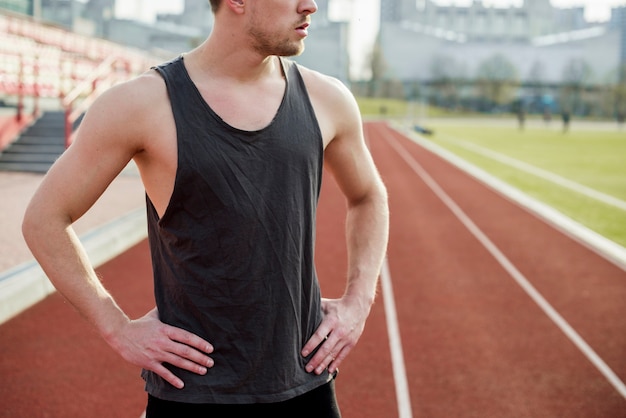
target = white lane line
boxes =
[383,129,626,400]
[392,123,626,271]
[437,133,626,212]
[367,124,413,418]
[137,269,411,418]
[138,260,414,418]
[381,258,414,418]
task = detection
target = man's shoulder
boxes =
[293,62,339,86]
[79,68,171,147]
[294,63,351,105]
[95,69,168,115]
[125,68,168,95]
[290,62,362,149]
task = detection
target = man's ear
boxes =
[225,0,245,14]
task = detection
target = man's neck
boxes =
[185,36,281,84]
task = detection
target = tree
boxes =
[475,53,519,110]
[614,65,626,123]
[527,60,547,96]
[560,58,592,115]
[367,35,387,98]
[430,54,462,109]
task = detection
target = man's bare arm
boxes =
[22,76,214,389]
[301,74,390,374]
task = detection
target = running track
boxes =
[1,121,625,417]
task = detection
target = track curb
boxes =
[390,121,626,272]
[0,208,147,325]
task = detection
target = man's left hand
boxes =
[301,296,371,375]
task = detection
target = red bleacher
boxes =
[0,10,162,150]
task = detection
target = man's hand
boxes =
[301,296,371,375]
[107,308,214,389]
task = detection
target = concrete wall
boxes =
[380,22,622,85]
[291,21,350,83]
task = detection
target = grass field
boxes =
[400,118,626,249]
[355,97,626,248]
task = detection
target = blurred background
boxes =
[1,5,625,416]
[1,0,626,119]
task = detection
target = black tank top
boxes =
[142,56,331,403]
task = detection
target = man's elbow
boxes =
[22,203,43,248]
[21,201,64,248]
[369,178,389,207]
[349,180,388,211]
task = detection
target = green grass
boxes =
[355,97,507,119]
[420,120,626,248]
[352,96,626,247]
[355,97,409,117]
[355,97,465,118]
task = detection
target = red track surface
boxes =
[1,121,625,417]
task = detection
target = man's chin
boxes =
[278,42,305,57]
[285,49,305,57]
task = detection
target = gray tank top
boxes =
[141,56,332,403]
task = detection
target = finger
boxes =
[313,349,337,375]
[151,362,185,389]
[328,346,349,374]
[301,322,333,357]
[313,343,348,375]
[305,336,338,374]
[160,349,211,376]
[166,326,213,354]
[302,330,330,358]
[162,335,215,370]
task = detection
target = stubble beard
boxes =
[247,13,306,57]
[249,28,305,57]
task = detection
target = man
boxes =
[22,0,389,416]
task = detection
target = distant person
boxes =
[617,111,625,130]
[22,0,390,417]
[543,108,552,126]
[562,110,571,133]
[517,106,526,131]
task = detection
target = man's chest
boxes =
[196,80,286,132]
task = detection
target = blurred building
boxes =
[80,0,113,36]
[102,0,210,56]
[291,0,350,83]
[615,7,626,68]
[379,0,623,89]
[0,0,79,25]
[0,0,348,81]
[40,0,75,27]
[383,0,588,42]
[155,0,213,34]
[0,0,33,15]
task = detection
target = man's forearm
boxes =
[343,185,390,307]
[302,184,389,375]
[22,218,130,340]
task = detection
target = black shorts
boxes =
[145,380,342,418]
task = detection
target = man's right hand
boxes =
[107,308,214,389]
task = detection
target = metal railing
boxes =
[0,11,159,149]
[61,55,133,147]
